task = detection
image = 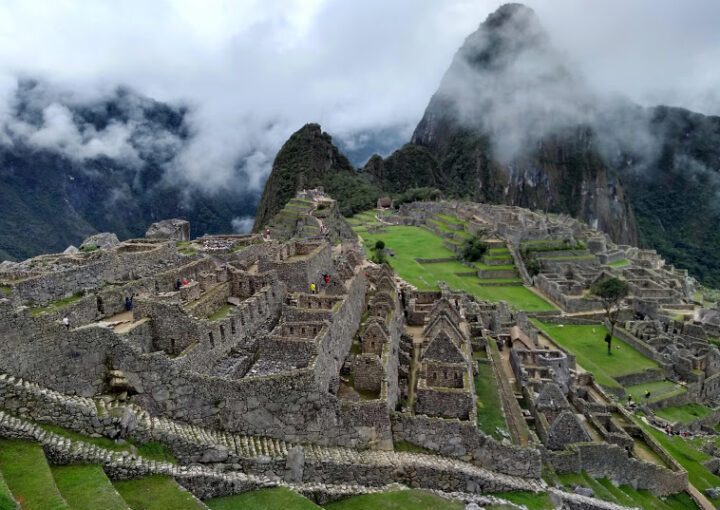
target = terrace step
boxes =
[0,438,71,509]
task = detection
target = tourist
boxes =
[176,279,182,290]
[324,274,330,285]
[666,425,672,435]
[454,299,459,311]
[627,394,632,403]
[62,316,70,330]
[125,294,134,312]
[183,278,188,286]
[310,283,316,294]
[266,228,270,240]
[644,390,651,400]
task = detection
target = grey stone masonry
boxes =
[0,409,544,499]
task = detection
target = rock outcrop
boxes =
[145,219,190,241]
[80,232,119,251]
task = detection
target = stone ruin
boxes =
[2,196,720,507]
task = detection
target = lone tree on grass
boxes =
[461,236,487,263]
[371,240,388,265]
[590,277,630,355]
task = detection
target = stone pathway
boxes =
[0,373,545,495]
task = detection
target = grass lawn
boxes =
[393,441,435,455]
[473,286,554,311]
[635,416,720,506]
[31,294,85,316]
[437,213,467,226]
[205,487,320,510]
[360,226,553,310]
[113,475,206,510]
[0,472,16,510]
[492,492,553,509]
[532,321,658,388]
[655,404,713,424]
[474,360,508,440]
[325,489,463,510]
[52,464,127,510]
[209,304,233,321]
[622,380,686,404]
[0,439,70,510]
[609,259,629,267]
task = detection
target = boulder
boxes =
[63,245,79,254]
[80,232,119,251]
[145,219,190,241]
[573,486,595,498]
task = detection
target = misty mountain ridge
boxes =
[0,80,259,261]
[255,3,720,287]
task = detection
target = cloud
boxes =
[231,216,255,234]
[0,0,717,196]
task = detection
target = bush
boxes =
[526,256,541,277]
[460,236,487,262]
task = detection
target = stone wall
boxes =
[390,413,542,479]
[0,273,386,448]
[545,442,687,497]
[415,383,474,420]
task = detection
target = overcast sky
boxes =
[0,0,719,192]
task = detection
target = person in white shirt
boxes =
[62,317,70,330]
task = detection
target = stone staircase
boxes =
[0,372,545,497]
[0,410,403,502]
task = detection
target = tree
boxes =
[371,240,388,265]
[461,236,487,263]
[590,277,630,355]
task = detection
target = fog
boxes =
[0,0,718,197]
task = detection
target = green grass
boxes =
[358,225,554,310]
[113,475,206,510]
[609,259,629,267]
[209,304,233,321]
[325,489,464,510]
[205,487,320,510]
[136,442,176,464]
[0,439,70,510]
[708,337,720,347]
[488,247,510,255]
[40,424,175,464]
[476,262,516,270]
[437,213,467,226]
[635,416,720,506]
[0,472,16,510]
[540,254,596,260]
[51,464,128,510]
[31,293,85,316]
[0,286,11,297]
[474,360,508,440]
[532,321,658,388]
[559,472,698,509]
[40,423,133,452]
[492,492,553,509]
[473,286,554,311]
[477,278,523,284]
[655,403,713,424]
[393,441,435,455]
[623,380,686,404]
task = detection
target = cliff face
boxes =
[408,3,638,244]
